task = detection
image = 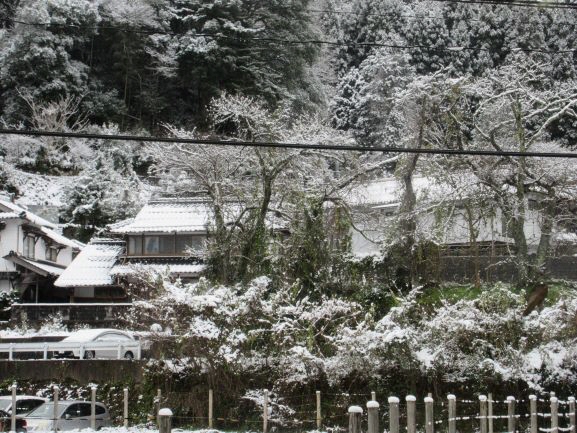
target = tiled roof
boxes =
[0,199,57,229]
[3,253,66,277]
[40,227,85,250]
[54,239,125,287]
[111,258,205,276]
[109,199,210,234]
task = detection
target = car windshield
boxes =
[27,403,67,418]
[0,401,10,411]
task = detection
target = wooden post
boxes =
[488,393,494,433]
[316,391,321,430]
[348,406,363,433]
[507,396,516,433]
[8,343,13,361]
[529,395,537,433]
[406,395,416,433]
[208,389,214,429]
[448,394,456,433]
[43,343,48,360]
[389,397,400,433]
[371,391,376,401]
[367,400,379,433]
[158,408,173,433]
[123,388,129,428]
[263,389,268,433]
[53,386,59,433]
[10,383,16,433]
[425,396,434,433]
[569,397,575,433]
[479,395,488,433]
[551,396,559,433]
[90,386,97,430]
[156,388,162,424]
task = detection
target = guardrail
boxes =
[0,341,142,360]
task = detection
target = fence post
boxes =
[479,395,488,433]
[90,386,96,430]
[123,388,129,428]
[43,343,48,360]
[507,396,516,433]
[529,395,537,433]
[448,394,456,433]
[263,389,268,433]
[389,397,400,433]
[9,343,13,361]
[316,391,321,430]
[10,383,16,433]
[156,388,162,424]
[367,400,379,433]
[53,386,59,433]
[371,391,376,401]
[208,389,214,429]
[488,393,494,433]
[348,406,363,433]
[425,396,434,433]
[406,395,416,433]
[551,396,559,433]
[158,408,173,433]
[569,397,576,433]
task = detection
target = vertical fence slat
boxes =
[507,396,516,433]
[316,391,321,430]
[480,395,488,433]
[425,396,434,433]
[569,397,576,433]
[53,386,59,433]
[263,389,268,433]
[10,383,16,433]
[551,396,559,433]
[90,385,96,430]
[406,395,416,433]
[367,400,379,433]
[389,397,400,433]
[530,395,537,433]
[448,394,456,433]
[488,393,494,433]
[208,389,213,429]
[123,388,129,428]
[348,406,363,433]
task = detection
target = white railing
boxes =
[0,341,142,360]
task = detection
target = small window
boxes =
[176,235,204,254]
[144,236,159,254]
[46,246,59,262]
[23,236,36,259]
[128,236,142,255]
[15,399,44,414]
[159,236,174,254]
[77,403,92,417]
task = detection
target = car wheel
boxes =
[124,351,134,360]
[83,350,96,359]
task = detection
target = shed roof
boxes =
[54,239,124,288]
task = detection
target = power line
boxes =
[10,19,577,55]
[1,129,576,159]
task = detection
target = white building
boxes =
[347,176,550,257]
[0,198,84,301]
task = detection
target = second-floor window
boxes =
[23,235,36,259]
[127,234,203,256]
[46,246,59,262]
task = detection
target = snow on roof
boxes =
[109,199,210,234]
[4,254,66,276]
[111,262,205,276]
[0,212,20,220]
[0,199,57,229]
[54,239,124,288]
[346,176,434,207]
[40,226,85,250]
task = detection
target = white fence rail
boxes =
[0,341,142,360]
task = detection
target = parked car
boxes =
[24,401,111,431]
[0,409,27,432]
[0,396,47,415]
[55,329,137,359]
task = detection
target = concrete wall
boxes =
[0,360,145,383]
